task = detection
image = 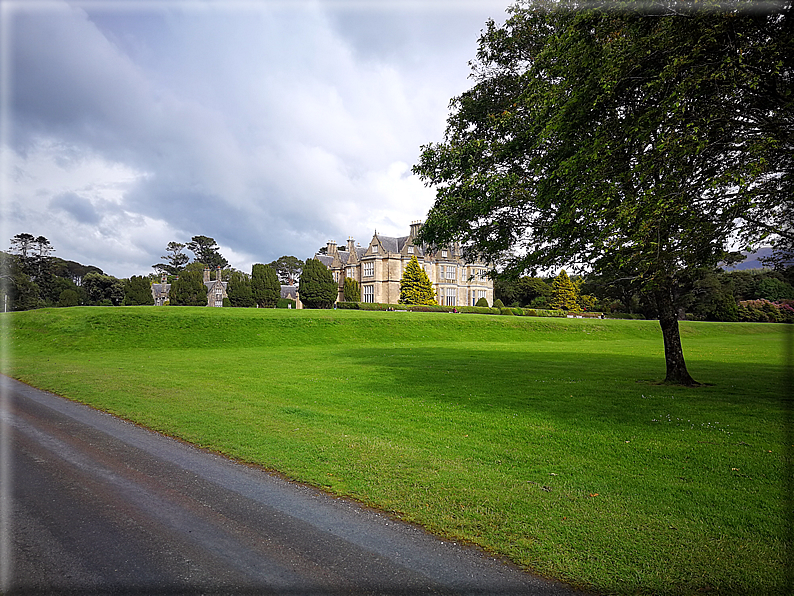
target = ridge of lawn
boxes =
[2,307,790,595]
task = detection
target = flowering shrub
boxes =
[737,299,794,323]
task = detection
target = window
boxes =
[363,285,374,303]
[445,265,456,280]
[445,288,456,306]
[441,250,448,258]
[407,246,414,254]
[333,271,339,282]
[372,244,378,253]
[363,261,374,277]
[347,267,355,278]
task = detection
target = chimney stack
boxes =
[203,267,210,283]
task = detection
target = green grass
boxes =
[2,307,790,595]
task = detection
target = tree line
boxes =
[495,267,794,322]
[1,233,306,310]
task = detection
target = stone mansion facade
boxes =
[312,222,493,306]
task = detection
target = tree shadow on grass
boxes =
[341,345,787,423]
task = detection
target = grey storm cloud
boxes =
[49,191,102,225]
[2,0,509,277]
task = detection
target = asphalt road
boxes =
[0,375,583,596]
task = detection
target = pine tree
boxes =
[252,264,280,308]
[343,276,361,302]
[550,270,580,311]
[298,258,337,308]
[399,256,437,305]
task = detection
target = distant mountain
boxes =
[721,247,780,271]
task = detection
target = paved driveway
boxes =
[1,375,583,595]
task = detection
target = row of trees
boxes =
[495,267,794,320]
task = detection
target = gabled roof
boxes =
[314,254,335,267]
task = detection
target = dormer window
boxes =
[441,250,448,258]
[372,245,378,253]
[408,246,414,254]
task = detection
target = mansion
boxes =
[313,221,493,307]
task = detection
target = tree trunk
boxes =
[655,285,698,386]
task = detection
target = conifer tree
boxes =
[227,270,255,307]
[550,270,580,311]
[252,264,280,308]
[298,258,337,308]
[169,263,207,306]
[343,276,361,302]
[123,275,154,306]
[399,256,437,305]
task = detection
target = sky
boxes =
[1,0,512,278]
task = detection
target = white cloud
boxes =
[2,0,510,277]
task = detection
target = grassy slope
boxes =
[2,307,789,595]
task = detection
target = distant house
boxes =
[151,266,229,306]
[312,221,494,306]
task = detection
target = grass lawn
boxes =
[2,307,790,595]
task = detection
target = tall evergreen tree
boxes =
[343,276,361,302]
[227,270,256,307]
[399,256,437,305]
[123,275,155,306]
[169,263,207,306]
[251,264,280,307]
[298,258,337,309]
[550,270,580,311]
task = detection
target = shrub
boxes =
[57,288,80,307]
[493,299,505,308]
[222,297,231,308]
[276,298,296,309]
[500,307,515,315]
[336,301,360,309]
[475,297,489,307]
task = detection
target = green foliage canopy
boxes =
[298,258,337,309]
[399,256,438,305]
[169,262,207,306]
[187,236,229,270]
[251,264,281,308]
[227,270,256,307]
[268,256,304,285]
[413,1,792,383]
[123,275,154,306]
[343,276,361,302]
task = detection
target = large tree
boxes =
[123,275,155,306]
[414,1,792,384]
[83,272,124,306]
[169,262,207,306]
[268,256,304,285]
[298,258,337,309]
[227,270,256,307]
[153,242,190,276]
[187,236,229,270]
[251,263,280,308]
